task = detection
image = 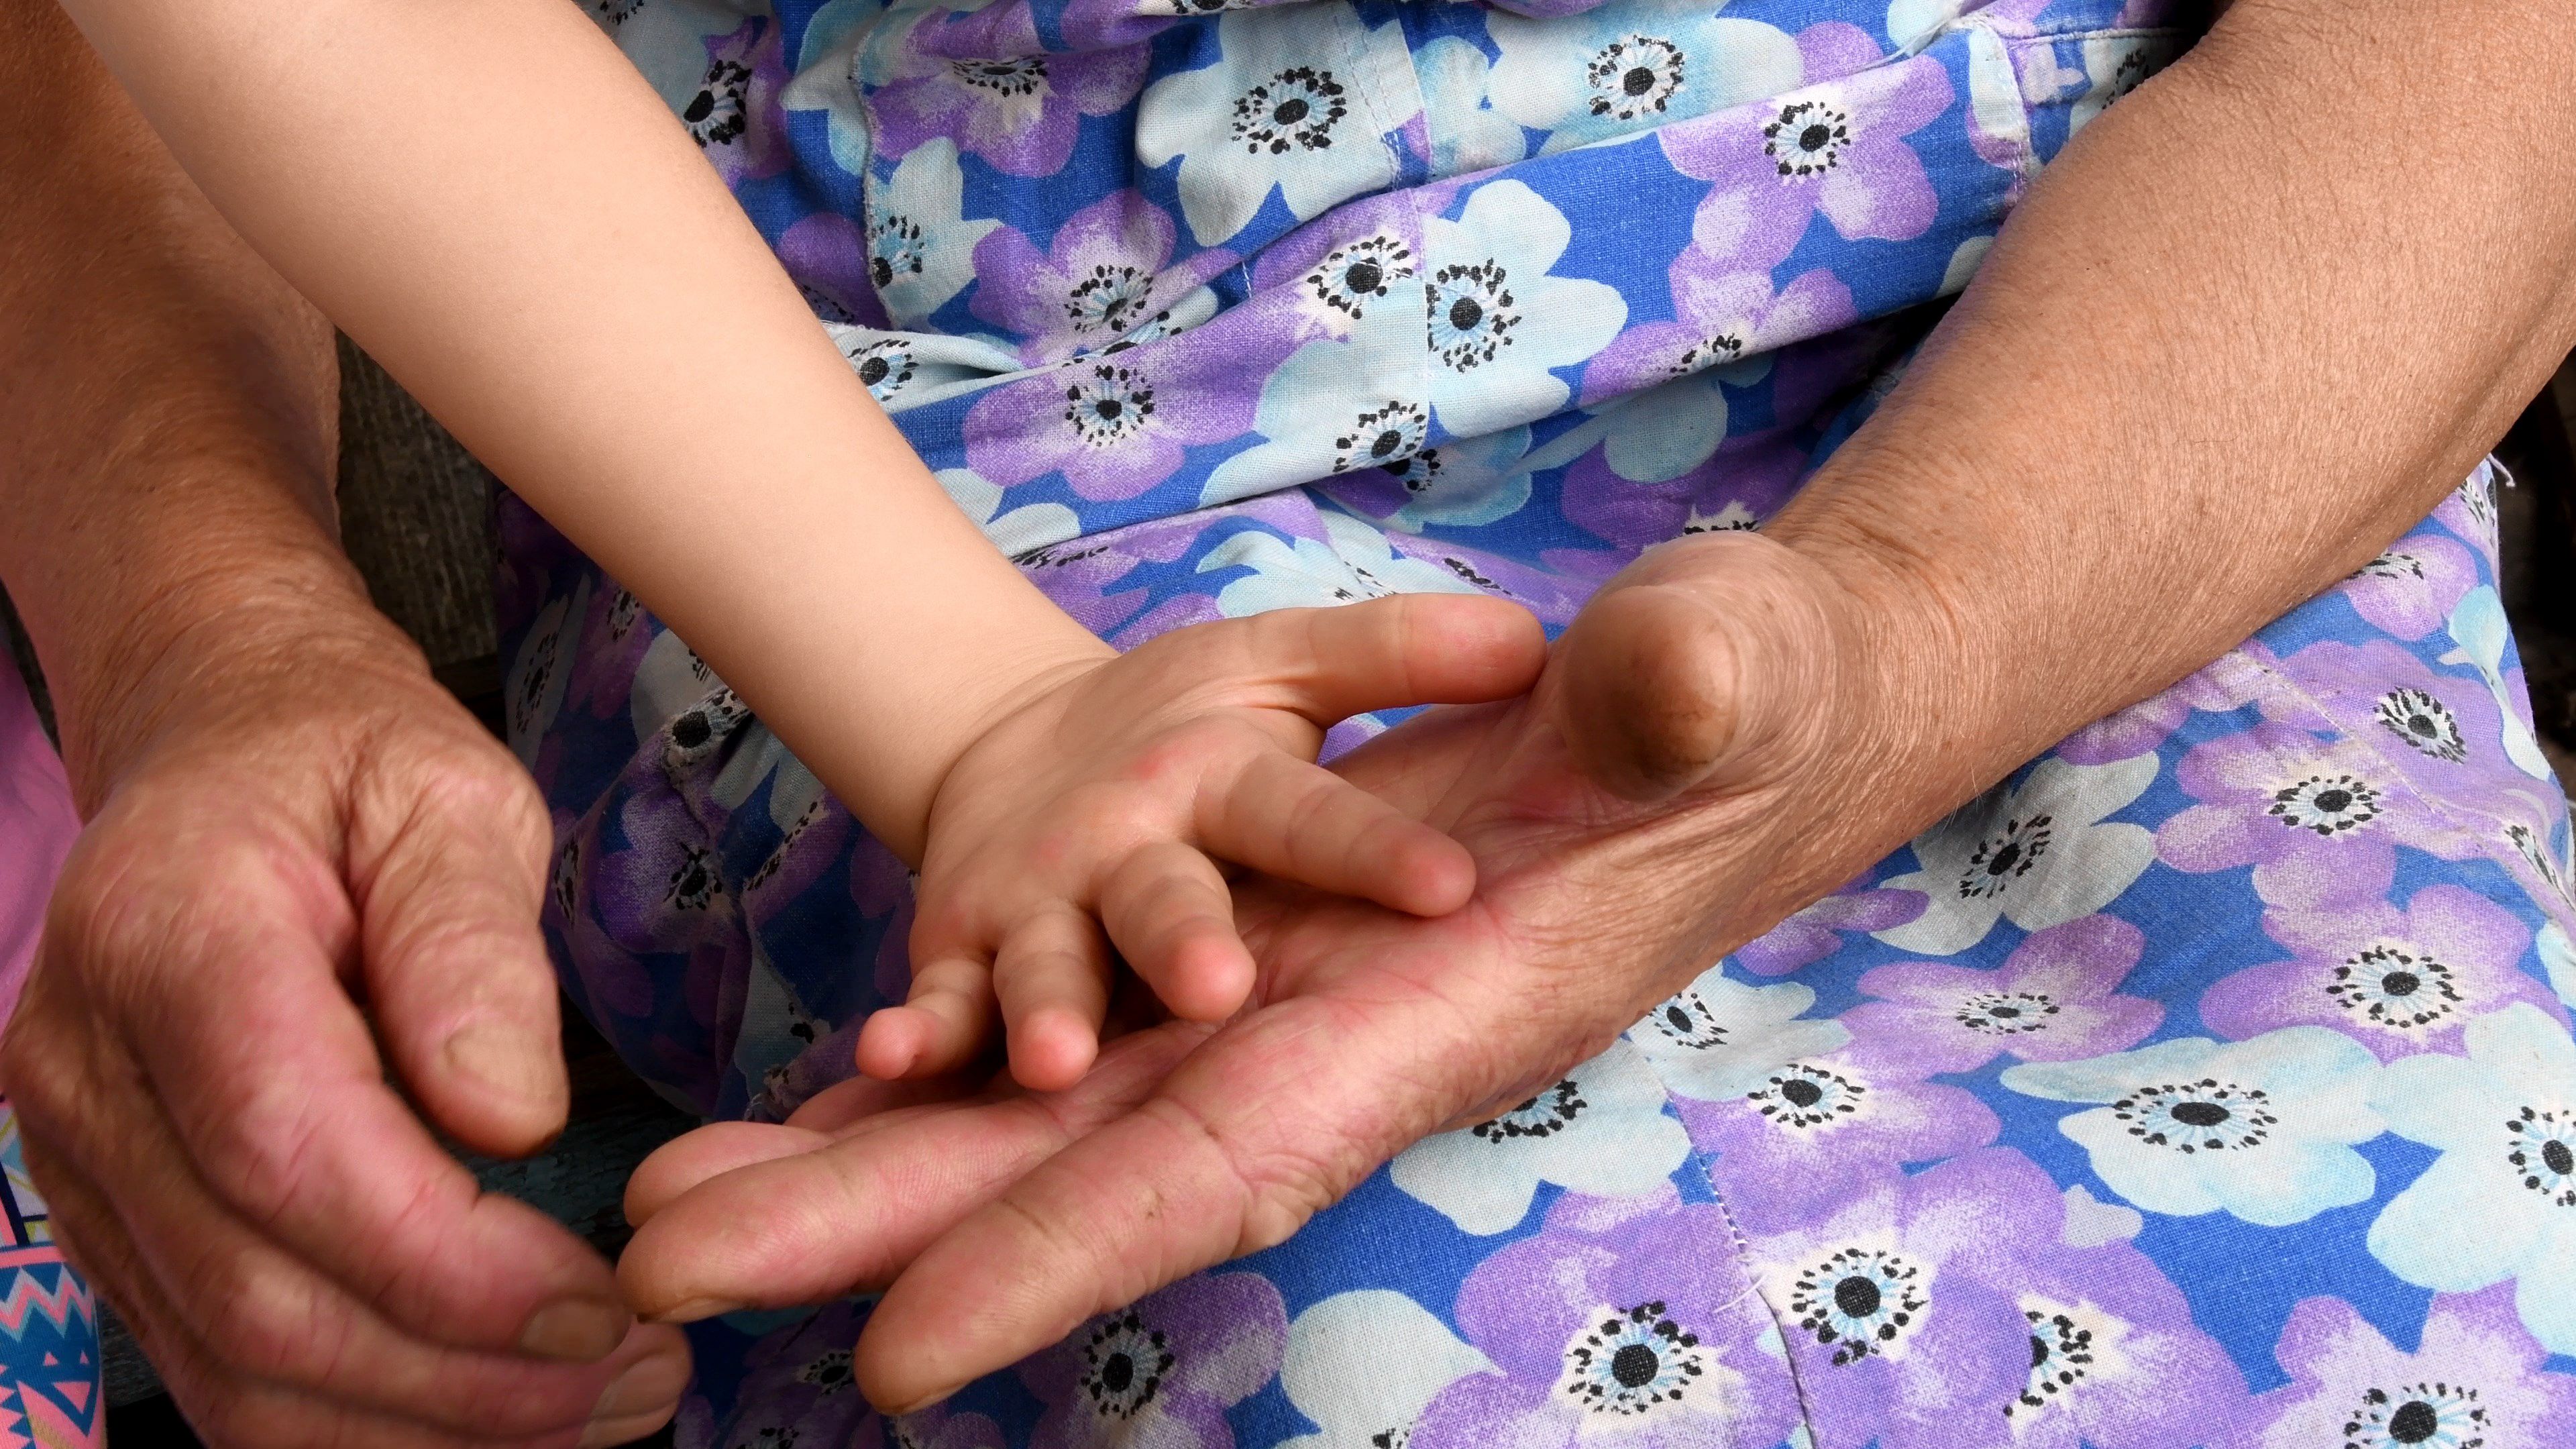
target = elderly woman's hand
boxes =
[0,5,690,1438]
[614,529,1947,1407]
[615,0,2576,1400]
[3,600,695,1448]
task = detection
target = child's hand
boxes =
[856,593,1547,1091]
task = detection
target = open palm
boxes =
[615,533,1906,1410]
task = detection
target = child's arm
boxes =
[59,0,1548,1085]
[60,0,1079,862]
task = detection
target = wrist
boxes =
[43,538,419,814]
[873,630,1115,867]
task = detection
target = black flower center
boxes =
[2548,1140,2575,1176]
[1664,1006,1692,1033]
[2314,788,2353,814]
[1833,1277,1880,1318]
[871,256,894,286]
[1274,97,1308,125]
[1344,260,1381,294]
[672,711,712,749]
[2380,971,2420,998]
[1094,398,1122,419]
[1449,296,1483,332]
[1370,429,1402,458]
[2409,714,2437,737]
[2388,1400,2438,1443]
[1100,1353,1133,1393]
[1799,122,1831,151]
[1779,1077,1824,1108]
[1986,843,2023,875]
[1609,1343,1658,1388]
[858,356,889,386]
[1623,66,1656,96]
[683,91,715,123]
[2170,1101,2230,1128]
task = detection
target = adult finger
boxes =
[628,1073,991,1227]
[345,747,568,1158]
[1222,594,1548,725]
[992,908,1114,1091]
[85,830,629,1363]
[1196,751,1475,916]
[620,1023,1205,1322]
[28,1132,684,1449]
[854,984,1481,1411]
[1095,841,1249,1026]
[623,1121,833,1228]
[62,1061,677,1438]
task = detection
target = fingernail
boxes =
[643,1296,743,1324]
[584,1350,692,1439]
[518,1296,632,1362]
[444,1021,551,1102]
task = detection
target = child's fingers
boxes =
[1200,749,1477,917]
[993,910,1114,1094]
[855,957,996,1080]
[1096,841,1254,1025]
[1233,594,1548,724]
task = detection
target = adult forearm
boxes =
[1770,0,2576,813]
[0,0,362,810]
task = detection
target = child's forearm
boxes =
[59,0,1108,859]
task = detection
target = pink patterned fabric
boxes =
[0,669,70,1026]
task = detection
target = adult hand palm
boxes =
[619,535,1878,1412]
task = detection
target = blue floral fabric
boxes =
[497,0,2576,1444]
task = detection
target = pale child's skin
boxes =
[11,0,2576,1442]
[50,0,1550,1092]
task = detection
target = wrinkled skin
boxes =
[619,533,1935,1410]
[1,614,691,1448]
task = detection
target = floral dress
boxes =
[498,0,2576,1442]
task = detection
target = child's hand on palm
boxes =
[855,594,1546,1091]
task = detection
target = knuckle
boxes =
[195,1254,331,1383]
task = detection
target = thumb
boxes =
[344,739,570,1158]
[1221,592,1549,726]
[1546,531,1842,803]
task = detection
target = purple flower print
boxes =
[1023,1273,1286,1449]
[1016,529,1181,637]
[2157,721,2448,914]
[720,1301,881,1449]
[1841,915,2164,1077]
[1680,1031,2000,1232]
[1580,258,1856,407]
[1411,1190,1801,1449]
[1556,429,1807,555]
[971,193,1237,364]
[2226,1286,2576,1449]
[1661,24,1951,266]
[1733,876,1927,976]
[963,293,1301,500]
[2436,463,2502,562]
[2203,883,2565,1062]
[2332,531,2477,641]
[1741,1148,2247,1449]
[777,214,892,331]
[2054,649,2275,765]
[866,10,1148,178]
[866,1402,1007,1449]
[688,19,790,186]
[2254,635,2510,771]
